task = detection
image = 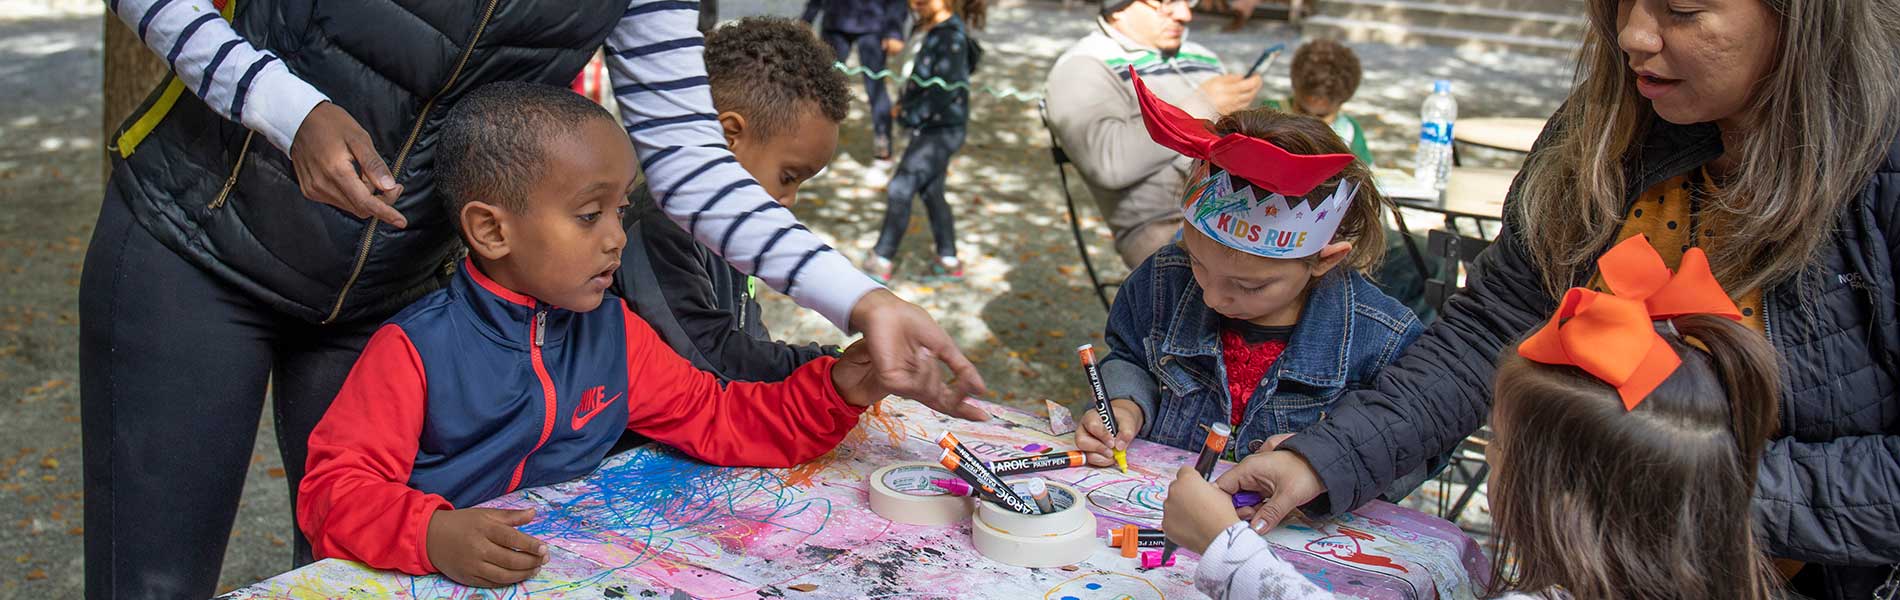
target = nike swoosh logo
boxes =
[571,391,622,431]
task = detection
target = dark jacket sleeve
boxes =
[1277,122,1568,517]
[621,203,835,383]
[1752,139,1900,565]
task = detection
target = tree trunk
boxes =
[102,12,168,175]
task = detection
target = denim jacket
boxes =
[1097,244,1424,461]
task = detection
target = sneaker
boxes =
[924,256,964,283]
[874,135,893,161]
[863,254,897,284]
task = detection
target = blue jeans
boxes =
[874,126,965,258]
[823,30,893,148]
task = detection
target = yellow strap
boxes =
[115,0,239,158]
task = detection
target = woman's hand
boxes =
[1215,448,1326,533]
[290,101,408,227]
[847,289,990,420]
[1162,465,1241,554]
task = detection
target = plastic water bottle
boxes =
[1414,80,1457,193]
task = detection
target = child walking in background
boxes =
[1170,236,1783,600]
[862,0,986,283]
[1076,72,1425,488]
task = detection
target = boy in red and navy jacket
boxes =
[296,82,888,588]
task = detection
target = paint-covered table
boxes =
[223,399,1487,599]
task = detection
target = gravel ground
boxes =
[0,0,1571,595]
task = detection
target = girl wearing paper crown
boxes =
[1166,235,1784,600]
[1076,70,1428,491]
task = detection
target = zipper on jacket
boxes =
[206,132,255,210]
[322,0,502,324]
[509,309,558,492]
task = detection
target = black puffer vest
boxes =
[108,0,624,325]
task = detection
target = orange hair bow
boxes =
[1516,234,1742,410]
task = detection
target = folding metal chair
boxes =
[1421,227,1497,524]
[1038,99,1120,312]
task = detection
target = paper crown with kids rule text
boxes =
[1130,67,1359,259]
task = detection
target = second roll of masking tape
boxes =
[970,480,1097,568]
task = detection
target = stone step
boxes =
[1318,0,1586,38]
[1303,12,1583,58]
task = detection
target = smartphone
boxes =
[1243,43,1287,78]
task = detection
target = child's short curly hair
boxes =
[1289,39,1362,106]
[705,17,852,138]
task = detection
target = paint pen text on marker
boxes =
[1077,344,1129,473]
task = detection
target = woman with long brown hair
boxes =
[1208,0,1900,596]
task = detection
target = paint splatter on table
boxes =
[221,399,1487,599]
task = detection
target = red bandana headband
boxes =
[1130,67,1355,197]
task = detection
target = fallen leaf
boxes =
[266,468,286,479]
[67,527,81,536]
[1060,565,1079,571]
[39,458,57,470]
[787,583,819,592]
[25,568,45,581]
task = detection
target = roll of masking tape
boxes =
[868,462,974,526]
[971,481,1098,568]
[976,480,1091,535]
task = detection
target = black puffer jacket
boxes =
[109,0,624,325]
[1279,118,1900,598]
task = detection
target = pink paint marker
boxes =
[1140,551,1177,569]
[931,478,974,497]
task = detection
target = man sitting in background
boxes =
[1044,0,1261,268]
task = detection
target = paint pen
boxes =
[1024,477,1057,514]
[1109,524,1166,558]
[936,438,1039,515]
[937,449,1013,507]
[1077,344,1129,473]
[930,478,974,497]
[987,451,1087,477]
[1232,490,1263,507]
[1153,422,1233,570]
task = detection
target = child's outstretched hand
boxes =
[1162,465,1243,554]
[832,340,893,408]
[425,508,549,588]
[1075,399,1141,468]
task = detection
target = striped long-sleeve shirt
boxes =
[108,0,881,331]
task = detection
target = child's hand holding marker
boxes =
[425,507,550,588]
[1075,399,1141,469]
[1161,465,1242,555]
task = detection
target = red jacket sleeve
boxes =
[620,301,866,467]
[298,324,453,575]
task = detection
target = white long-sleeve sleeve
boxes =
[602,0,882,331]
[108,0,327,154]
[1196,522,1549,600]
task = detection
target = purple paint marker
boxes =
[1232,491,1263,507]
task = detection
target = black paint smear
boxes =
[757,585,786,598]
[605,585,628,598]
[798,545,847,563]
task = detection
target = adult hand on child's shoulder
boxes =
[1163,465,1242,554]
[1075,399,1141,467]
[848,289,992,421]
[425,508,549,588]
[831,340,890,408]
[1216,446,1324,534]
[290,101,408,228]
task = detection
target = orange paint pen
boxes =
[1077,344,1129,473]
[937,433,1039,515]
[1151,422,1232,570]
[1109,524,1167,558]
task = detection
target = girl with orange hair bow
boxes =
[1165,234,1785,600]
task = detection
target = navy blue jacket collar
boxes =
[453,259,574,350]
[1159,269,1356,391]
